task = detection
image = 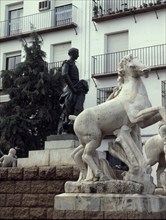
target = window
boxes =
[39,0,50,11]
[97,87,114,104]
[6,55,21,70]
[106,31,128,72]
[53,42,71,62]
[8,8,23,36]
[55,4,72,26]
[48,42,71,71]
[162,80,166,108]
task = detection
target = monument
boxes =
[0,148,17,167]
[54,54,166,217]
[58,48,89,134]
[143,120,166,192]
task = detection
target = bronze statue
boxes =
[58,48,89,134]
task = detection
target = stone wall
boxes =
[53,210,166,219]
[1,166,164,219]
[0,166,79,219]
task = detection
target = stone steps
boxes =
[17,136,79,167]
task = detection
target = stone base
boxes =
[17,136,78,167]
[54,193,166,213]
[65,180,143,194]
[155,187,166,196]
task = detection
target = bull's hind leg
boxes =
[82,138,108,181]
[71,144,87,181]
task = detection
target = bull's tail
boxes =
[69,115,77,121]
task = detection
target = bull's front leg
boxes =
[127,106,166,128]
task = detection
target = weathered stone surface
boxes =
[15,181,31,193]
[29,207,47,219]
[85,211,104,219]
[53,210,66,219]
[38,194,55,207]
[54,193,166,213]
[23,167,39,180]
[105,211,128,219]
[17,137,78,168]
[39,166,56,180]
[56,166,73,180]
[0,181,14,193]
[47,208,53,219]
[65,180,143,194]
[54,193,77,211]
[45,139,78,149]
[8,167,23,180]
[0,168,8,180]
[67,210,85,219]
[47,180,65,194]
[31,180,47,193]
[22,194,38,207]
[14,207,30,219]
[0,207,13,219]
[50,149,75,166]
[6,194,22,206]
[0,194,6,207]
[155,187,166,196]
[19,150,50,167]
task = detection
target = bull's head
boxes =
[118,54,150,78]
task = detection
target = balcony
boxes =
[0,5,78,43]
[48,61,64,73]
[92,44,166,78]
[92,0,166,23]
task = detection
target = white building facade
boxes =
[0,0,166,175]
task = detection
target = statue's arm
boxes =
[62,63,77,93]
[0,156,4,162]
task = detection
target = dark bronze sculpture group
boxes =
[58,48,89,134]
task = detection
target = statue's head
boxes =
[68,48,79,60]
[9,148,16,156]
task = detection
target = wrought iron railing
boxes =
[48,61,64,72]
[92,0,166,17]
[92,44,166,76]
[0,5,77,38]
[97,87,114,104]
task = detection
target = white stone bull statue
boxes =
[70,54,166,193]
[143,120,166,187]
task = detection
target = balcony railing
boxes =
[92,44,166,77]
[92,0,166,22]
[48,61,64,73]
[0,5,77,41]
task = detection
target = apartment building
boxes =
[0,0,166,171]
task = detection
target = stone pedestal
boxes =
[54,180,166,218]
[54,192,166,213]
[17,134,78,167]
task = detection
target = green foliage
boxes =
[0,32,63,157]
